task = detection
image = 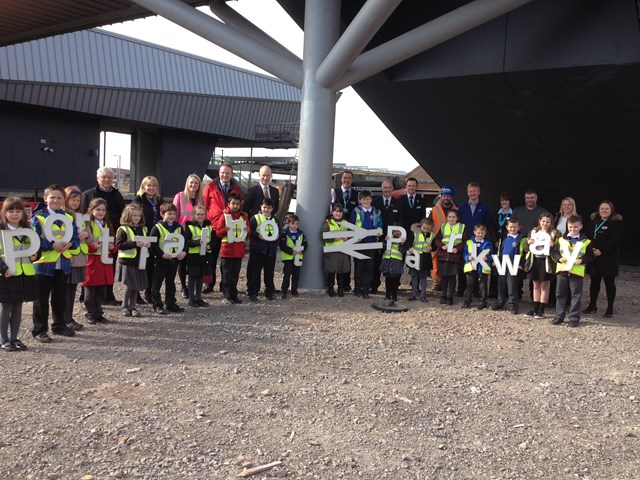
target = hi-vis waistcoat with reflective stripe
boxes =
[117,226,149,259]
[222,217,246,243]
[441,223,465,247]
[413,231,434,254]
[354,207,381,230]
[89,221,108,255]
[34,212,75,263]
[557,237,591,277]
[187,224,212,253]
[156,224,181,254]
[383,240,403,260]
[324,219,347,247]
[0,234,36,276]
[68,219,89,256]
[463,239,491,274]
[253,214,276,238]
[280,231,304,261]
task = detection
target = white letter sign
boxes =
[0,229,40,274]
[224,215,248,243]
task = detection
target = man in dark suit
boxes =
[371,179,405,293]
[243,165,280,218]
[330,170,358,218]
[400,176,427,233]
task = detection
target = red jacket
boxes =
[203,178,243,226]
[216,208,250,258]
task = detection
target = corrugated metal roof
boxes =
[0,28,301,139]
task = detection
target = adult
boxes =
[429,185,457,290]
[584,200,624,318]
[371,179,404,293]
[400,177,427,232]
[132,176,162,303]
[512,190,547,238]
[554,196,578,235]
[329,170,358,292]
[457,182,490,296]
[330,170,358,218]
[173,174,205,298]
[82,167,125,305]
[202,163,243,293]
[243,165,280,218]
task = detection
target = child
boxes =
[462,223,493,309]
[407,217,434,302]
[349,190,383,299]
[84,198,116,324]
[380,228,406,306]
[116,203,149,317]
[63,186,92,331]
[322,203,351,297]
[183,205,214,308]
[279,214,307,299]
[150,202,187,314]
[551,215,593,327]
[216,193,249,305]
[524,212,559,318]
[433,209,468,305]
[247,198,278,301]
[492,217,527,314]
[0,198,39,351]
[32,184,80,342]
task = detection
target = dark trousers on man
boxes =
[465,271,488,306]
[353,255,374,296]
[247,252,276,298]
[281,260,301,295]
[33,271,68,336]
[221,257,243,301]
[152,261,178,309]
[555,273,584,324]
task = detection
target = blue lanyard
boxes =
[594,220,606,236]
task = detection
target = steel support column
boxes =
[296,0,341,291]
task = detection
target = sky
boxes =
[99,0,418,173]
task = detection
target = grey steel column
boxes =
[297,0,341,291]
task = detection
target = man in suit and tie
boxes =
[401,177,427,233]
[371,179,405,293]
[330,170,358,218]
[202,162,243,293]
[243,165,280,218]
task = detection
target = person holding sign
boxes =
[183,205,214,308]
[247,198,279,302]
[492,218,527,314]
[407,217,434,302]
[279,214,307,300]
[150,203,187,315]
[216,193,249,305]
[31,184,80,342]
[523,212,560,319]
[433,209,468,305]
[380,227,407,306]
[350,190,383,299]
[0,198,39,351]
[115,204,150,318]
[462,223,493,310]
[322,203,351,298]
[551,215,593,327]
[83,199,117,325]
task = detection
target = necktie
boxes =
[344,190,350,204]
[222,183,229,195]
[409,196,414,208]
[385,198,389,208]
[263,185,270,199]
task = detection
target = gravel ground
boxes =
[1,267,638,480]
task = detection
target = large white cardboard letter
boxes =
[43,213,73,243]
[322,221,383,260]
[492,254,521,275]
[557,241,583,271]
[446,230,464,252]
[162,232,185,258]
[224,215,248,243]
[470,244,492,272]
[258,219,279,241]
[134,235,157,270]
[386,226,406,252]
[293,236,305,267]
[0,229,40,273]
[99,228,114,265]
[530,230,551,256]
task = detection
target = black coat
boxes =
[586,213,623,277]
[243,184,280,218]
[133,194,161,230]
[82,185,126,229]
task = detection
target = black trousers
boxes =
[152,261,178,308]
[354,255,374,295]
[465,271,488,305]
[33,271,68,336]
[281,260,301,294]
[221,257,243,301]
[498,272,519,309]
[247,253,276,297]
[84,285,106,320]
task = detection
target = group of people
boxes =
[326,171,624,327]
[0,164,624,352]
